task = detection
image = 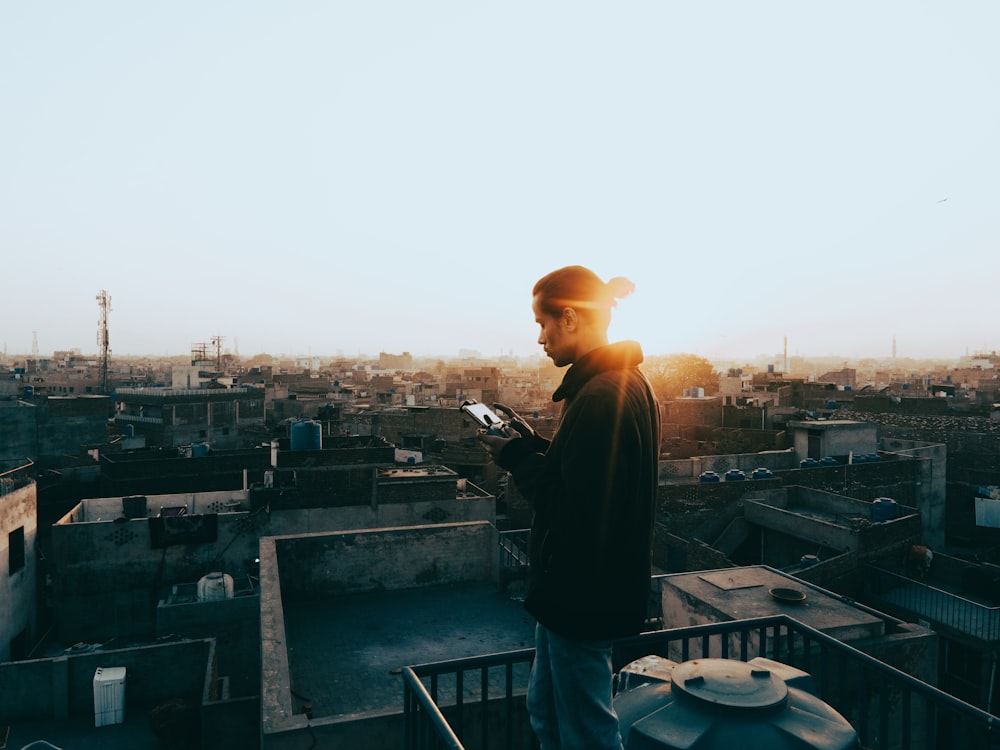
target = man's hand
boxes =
[478,426,520,463]
[492,403,535,439]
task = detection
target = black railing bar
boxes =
[505,662,513,750]
[401,667,464,750]
[408,648,535,678]
[403,686,414,747]
[617,615,1000,731]
[0,458,34,478]
[855,659,870,744]
[878,675,889,750]
[455,670,464,740]
[480,667,489,750]
[901,686,911,750]
[403,615,1000,747]
[818,643,831,705]
[868,564,1000,613]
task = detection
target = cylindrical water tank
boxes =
[197,572,234,602]
[615,656,857,750]
[872,497,899,522]
[290,419,322,451]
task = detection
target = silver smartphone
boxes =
[461,400,507,434]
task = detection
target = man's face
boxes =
[533,295,574,367]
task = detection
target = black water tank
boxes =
[615,656,857,750]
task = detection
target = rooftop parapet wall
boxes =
[260,522,501,744]
[743,487,921,555]
[273,521,498,598]
[0,639,214,725]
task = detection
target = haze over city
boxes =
[3,3,998,363]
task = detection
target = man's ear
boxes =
[561,307,579,331]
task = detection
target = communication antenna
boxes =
[97,291,111,393]
[211,335,225,371]
[32,331,38,357]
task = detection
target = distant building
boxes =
[0,462,38,662]
[378,351,413,370]
[114,386,265,450]
[0,394,109,468]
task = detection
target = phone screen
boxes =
[461,401,503,428]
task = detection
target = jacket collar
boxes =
[552,341,644,402]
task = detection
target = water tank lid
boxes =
[672,659,788,710]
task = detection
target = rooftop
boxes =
[662,566,886,642]
[281,581,535,721]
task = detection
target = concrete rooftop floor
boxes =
[281,581,537,721]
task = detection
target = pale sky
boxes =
[2,3,998,364]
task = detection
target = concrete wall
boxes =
[0,396,109,467]
[658,449,799,481]
[50,504,263,644]
[0,639,212,723]
[0,401,37,465]
[36,395,110,461]
[157,592,261,700]
[789,420,878,459]
[273,521,498,597]
[0,476,38,661]
[51,484,496,646]
[880,438,947,549]
[0,637,261,749]
[743,487,921,554]
[260,522,499,749]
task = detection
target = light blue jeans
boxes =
[527,623,624,750]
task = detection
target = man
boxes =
[479,265,660,750]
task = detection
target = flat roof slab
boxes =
[282,581,536,720]
[662,567,885,642]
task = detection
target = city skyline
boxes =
[3,3,999,362]
[1,332,988,370]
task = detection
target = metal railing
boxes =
[498,529,530,571]
[867,564,1000,642]
[0,459,34,496]
[401,615,1000,750]
[114,414,164,424]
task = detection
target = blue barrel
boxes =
[872,498,899,522]
[290,419,322,451]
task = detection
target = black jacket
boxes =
[496,341,660,640]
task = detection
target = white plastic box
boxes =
[93,666,126,727]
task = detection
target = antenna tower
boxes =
[97,291,111,393]
[211,335,225,371]
[32,331,38,358]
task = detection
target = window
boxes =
[8,527,25,575]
